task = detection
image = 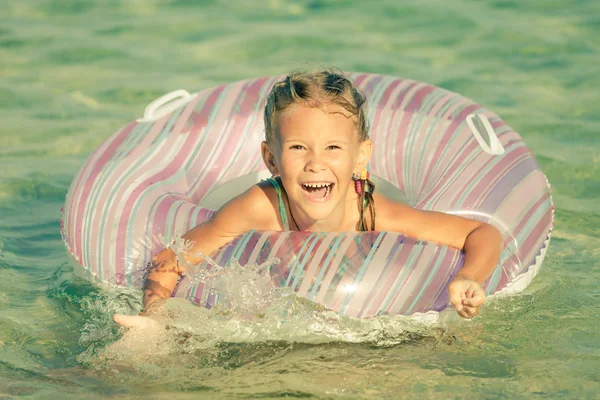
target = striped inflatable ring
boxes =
[61,74,554,319]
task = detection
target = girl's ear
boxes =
[261,141,279,176]
[356,138,373,171]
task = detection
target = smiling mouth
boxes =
[301,182,334,199]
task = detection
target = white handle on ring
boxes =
[466,113,505,155]
[136,90,194,122]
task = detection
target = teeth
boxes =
[304,183,331,188]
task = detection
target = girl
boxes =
[115,69,503,327]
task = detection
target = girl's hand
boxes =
[448,276,486,318]
[113,299,165,329]
[113,314,159,329]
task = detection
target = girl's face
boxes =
[262,102,372,231]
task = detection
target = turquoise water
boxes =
[1,0,599,398]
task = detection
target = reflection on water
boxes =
[1,0,599,398]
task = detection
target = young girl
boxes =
[114,69,503,327]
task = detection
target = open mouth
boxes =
[301,182,334,200]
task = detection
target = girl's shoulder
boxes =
[372,191,415,232]
[215,180,283,231]
[180,182,282,257]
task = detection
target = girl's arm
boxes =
[114,183,280,326]
[375,194,503,318]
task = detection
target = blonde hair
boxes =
[264,68,369,144]
[263,68,376,231]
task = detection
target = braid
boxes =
[356,178,376,231]
[264,68,370,144]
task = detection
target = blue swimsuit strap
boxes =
[265,177,290,231]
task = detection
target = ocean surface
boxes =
[1,0,599,398]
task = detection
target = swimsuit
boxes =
[265,177,291,230]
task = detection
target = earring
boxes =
[352,170,369,180]
[352,170,369,195]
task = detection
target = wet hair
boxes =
[263,68,376,231]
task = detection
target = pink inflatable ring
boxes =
[61,74,554,319]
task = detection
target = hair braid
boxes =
[356,178,376,231]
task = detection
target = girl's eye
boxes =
[290,145,304,150]
[327,145,341,150]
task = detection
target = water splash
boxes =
[76,264,449,375]
[73,232,452,374]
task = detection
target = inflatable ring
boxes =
[61,74,554,319]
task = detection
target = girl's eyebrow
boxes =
[281,137,305,143]
[326,139,350,144]
[282,138,350,145]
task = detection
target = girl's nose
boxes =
[305,152,326,173]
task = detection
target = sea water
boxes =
[1,0,599,398]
